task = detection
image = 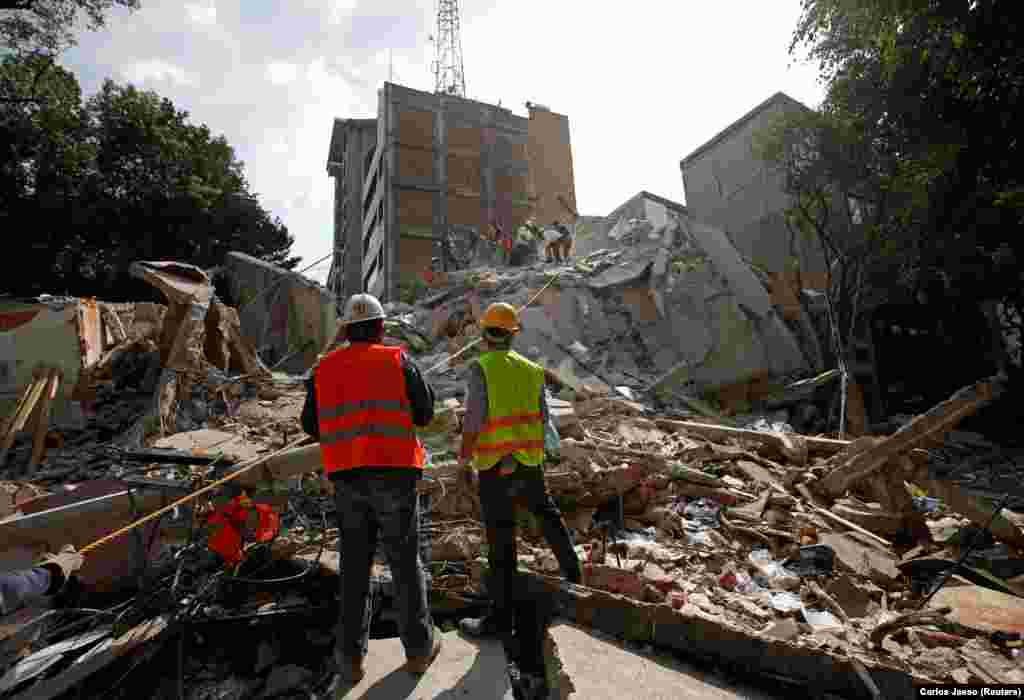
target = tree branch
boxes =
[0,1,38,10]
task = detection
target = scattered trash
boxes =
[802,607,844,631]
[913,496,941,513]
[769,591,804,613]
[745,417,795,434]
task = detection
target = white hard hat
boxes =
[341,293,385,325]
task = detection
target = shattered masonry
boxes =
[2,232,1024,699]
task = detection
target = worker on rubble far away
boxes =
[457,302,582,675]
[0,545,84,616]
[301,293,441,686]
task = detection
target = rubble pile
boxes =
[412,373,1024,689]
[3,243,1024,698]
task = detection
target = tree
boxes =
[0,0,140,58]
[0,57,300,299]
[787,0,1024,369]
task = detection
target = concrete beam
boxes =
[530,574,922,699]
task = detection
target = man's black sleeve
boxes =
[300,373,320,440]
[402,354,435,427]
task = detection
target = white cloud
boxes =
[184,1,217,26]
[266,61,300,86]
[324,0,359,25]
[120,59,198,87]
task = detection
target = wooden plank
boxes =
[0,375,48,462]
[819,376,1005,499]
[28,371,60,471]
[655,418,846,457]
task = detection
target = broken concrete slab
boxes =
[818,533,901,588]
[825,576,878,619]
[587,257,655,291]
[682,218,774,320]
[154,429,268,464]
[550,622,776,700]
[222,251,338,373]
[537,575,923,698]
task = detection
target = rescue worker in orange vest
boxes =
[301,293,441,685]
[457,303,582,676]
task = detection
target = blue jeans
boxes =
[333,473,434,661]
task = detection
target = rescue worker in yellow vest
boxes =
[457,303,582,657]
[301,293,442,686]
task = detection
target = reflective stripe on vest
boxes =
[315,344,426,473]
[472,350,545,470]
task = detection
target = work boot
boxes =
[509,667,549,700]
[405,627,443,674]
[459,614,502,639]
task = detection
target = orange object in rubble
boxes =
[207,494,281,566]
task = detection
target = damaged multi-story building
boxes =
[327,82,578,302]
[679,91,1012,428]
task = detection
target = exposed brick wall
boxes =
[397,190,433,227]
[528,109,576,226]
[397,236,434,281]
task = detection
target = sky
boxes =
[60,0,826,285]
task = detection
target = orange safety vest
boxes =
[207,494,280,567]
[315,343,426,474]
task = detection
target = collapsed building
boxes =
[1,91,1024,700]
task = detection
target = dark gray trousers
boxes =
[478,459,581,665]
[333,473,434,661]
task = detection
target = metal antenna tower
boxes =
[430,0,466,97]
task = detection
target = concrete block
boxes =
[690,296,768,389]
[668,315,714,367]
[551,622,765,700]
[334,630,512,698]
[685,219,773,319]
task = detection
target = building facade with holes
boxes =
[327,82,577,302]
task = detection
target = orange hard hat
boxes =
[480,302,520,333]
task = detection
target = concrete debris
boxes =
[3,244,1024,698]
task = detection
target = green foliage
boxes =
[760,0,1024,378]
[0,56,299,299]
[0,0,141,58]
[398,277,428,305]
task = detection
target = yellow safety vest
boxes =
[472,350,546,470]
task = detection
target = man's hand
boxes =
[39,545,84,592]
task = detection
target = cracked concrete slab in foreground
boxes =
[333,625,783,700]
